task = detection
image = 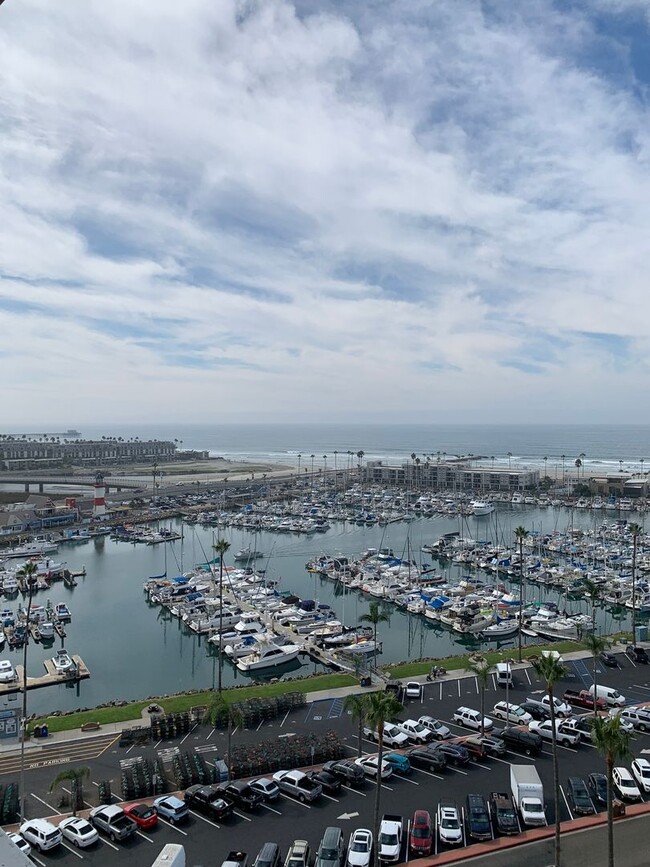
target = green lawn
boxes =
[33,673,357,734]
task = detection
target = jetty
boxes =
[0,656,90,695]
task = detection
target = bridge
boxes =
[0,475,146,493]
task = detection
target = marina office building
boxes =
[362,460,539,493]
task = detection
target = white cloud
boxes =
[1,0,650,424]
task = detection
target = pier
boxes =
[0,656,90,695]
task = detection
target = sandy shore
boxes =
[124,458,293,484]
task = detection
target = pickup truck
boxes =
[563,689,607,711]
[378,814,403,862]
[525,695,572,718]
[88,805,137,842]
[363,722,409,748]
[272,770,322,803]
[489,792,519,835]
[395,719,434,744]
[221,852,248,867]
[528,719,581,747]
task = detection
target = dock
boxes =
[0,656,90,695]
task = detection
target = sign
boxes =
[0,710,18,739]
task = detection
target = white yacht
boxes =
[470,501,495,516]
[233,548,264,562]
[236,640,302,671]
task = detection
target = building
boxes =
[0,437,191,470]
[588,475,648,498]
[362,460,539,493]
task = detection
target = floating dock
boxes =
[0,656,90,695]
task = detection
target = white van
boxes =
[495,663,513,687]
[589,684,626,707]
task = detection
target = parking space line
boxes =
[280,710,290,727]
[205,729,215,741]
[457,681,461,698]
[380,783,393,791]
[188,810,221,829]
[321,793,340,802]
[412,768,444,780]
[234,810,253,822]
[398,776,419,785]
[474,677,479,695]
[137,830,155,843]
[262,802,283,815]
[158,817,189,836]
[449,767,468,776]
[524,670,532,685]
[61,785,92,809]
[256,720,264,732]
[31,855,46,867]
[279,793,311,808]
[473,763,492,771]
[341,784,366,797]
[180,723,199,745]
[98,837,121,851]
[304,703,314,723]
[493,754,535,765]
[30,793,61,814]
[560,785,573,820]
[629,657,637,668]
[61,841,84,859]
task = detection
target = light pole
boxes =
[20,566,38,820]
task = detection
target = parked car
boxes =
[323,760,365,786]
[566,777,595,815]
[626,645,649,664]
[588,772,608,806]
[395,719,435,743]
[88,805,137,841]
[254,842,282,867]
[619,707,650,732]
[184,785,234,820]
[409,810,433,855]
[285,840,311,867]
[418,715,451,739]
[218,781,264,810]
[19,819,62,853]
[346,829,373,867]
[631,759,650,793]
[608,708,635,733]
[307,769,342,795]
[529,720,581,747]
[250,778,280,801]
[492,702,533,725]
[405,746,447,771]
[364,722,409,748]
[499,726,543,756]
[405,682,423,699]
[432,742,470,766]
[383,752,411,774]
[7,832,31,857]
[600,651,619,668]
[354,755,393,779]
[315,826,344,867]
[466,793,492,841]
[437,801,463,846]
[153,795,190,824]
[518,702,552,722]
[471,734,507,757]
[123,803,158,829]
[452,706,494,731]
[453,736,487,761]
[59,817,99,848]
[613,767,642,801]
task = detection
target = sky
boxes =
[1,0,650,425]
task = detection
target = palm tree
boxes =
[207,694,244,781]
[212,539,231,693]
[514,526,529,662]
[364,691,404,867]
[344,693,369,758]
[532,654,566,867]
[592,715,633,867]
[467,656,490,736]
[582,632,610,716]
[359,602,390,657]
[629,523,642,647]
[49,766,90,815]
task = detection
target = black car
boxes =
[307,770,341,795]
[431,743,470,766]
[406,746,447,771]
[567,777,595,815]
[184,785,234,820]
[588,773,608,807]
[322,760,365,786]
[499,726,543,757]
[518,702,552,722]
[600,651,619,668]
[626,645,649,664]
[217,782,263,811]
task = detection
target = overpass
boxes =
[0,474,145,493]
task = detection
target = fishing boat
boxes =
[236,639,302,671]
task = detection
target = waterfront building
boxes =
[362,460,539,492]
[0,438,207,470]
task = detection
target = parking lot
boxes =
[9,648,650,866]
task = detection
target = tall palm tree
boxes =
[212,539,231,693]
[359,602,390,657]
[514,526,529,662]
[344,693,369,758]
[591,715,633,867]
[629,523,642,647]
[49,766,90,815]
[364,691,404,867]
[582,632,610,716]
[467,656,490,736]
[532,654,566,867]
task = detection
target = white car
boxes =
[364,722,409,748]
[539,695,572,717]
[354,755,394,779]
[613,767,642,801]
[437,802,462,846]
[608,708,635,733]
[395,719,434,743]
[7,832,31,857]
[347,828,373,867]
[418,716,451,739]
[250,777,280,801]
[631,759,650,793]
[528,720,581,747]
[19,818,62,852]
[492,701,533,724]
[405,682,423,699]
[59,817,99,849]
[0,660,15,683]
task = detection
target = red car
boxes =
[123,803,158,830]
[409,809,433,856]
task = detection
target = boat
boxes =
[481,619,519,639]
[236,639,302,671]
[51,648,76,674]
[54,603,72,622]
[233,548,264,562]
[470,501,495,516]
[338,638,380,655]
[39,622,55,641]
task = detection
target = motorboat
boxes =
[338,638,379,655]
[236,640,302,671]
[39,622,55,641]
[481,619,519,639]
[233,548,264,562]
[51,648,76,674]
[470,501,495,516]
[54,603,72,622]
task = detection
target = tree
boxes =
[207,694,244,781]
[582,632,610,716]
[364,691,404,867]
[532,654,566,867]
[514,526,529,662]
[591,715,633,867]
[359,602,390,656]
[467,656,491,736]
[344,693,368,758]
[49,766,90,815]
[629,523,642,647]
[212,539,231,693]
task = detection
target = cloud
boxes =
[1,0,649,423]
